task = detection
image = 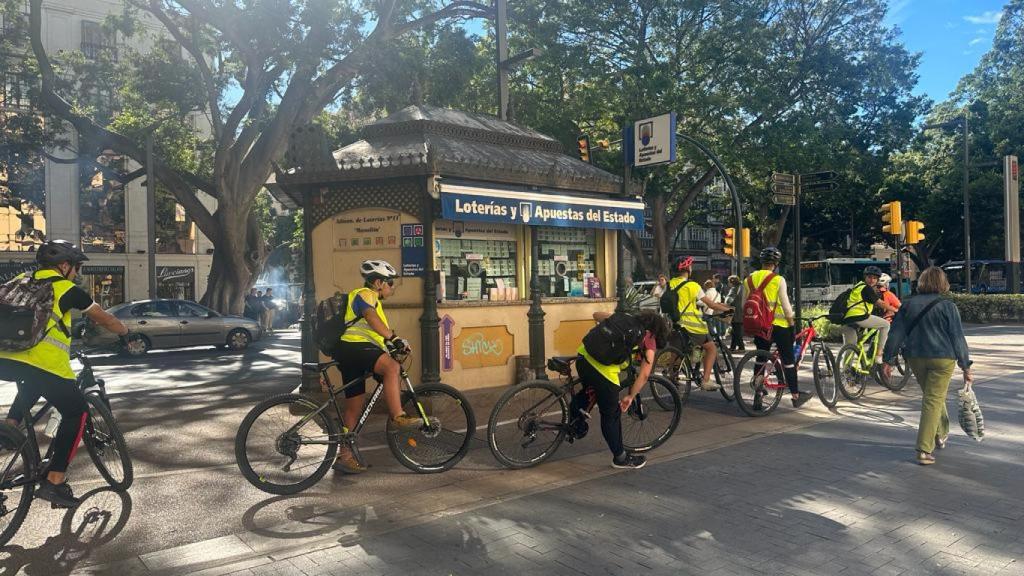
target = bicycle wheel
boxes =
[621,375,682,452]
[388,383,475,474]
[733,349,784,417]
[235,393,338,495]
[811,346,839,409]
[0,425,34,547]
[836,344,868,400]
[878,351,913,392]
[487,380,568,469]
[714,340,736,402]
[83,392,133,491]
[653,347,691,406]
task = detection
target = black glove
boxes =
[389,337,411,353]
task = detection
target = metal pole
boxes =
[616,160,631,312]
[495,0,509,120]
[793,176,801,328]
[299,189,319,393]
[145,134,157,299]
[527,226,546,379]
[420,190,440,385]
[963,110,972,294]
[894,231,903,299]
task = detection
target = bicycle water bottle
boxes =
[44,411,62,438]
[793,342,803,361]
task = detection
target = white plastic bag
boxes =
[957,384,985,442]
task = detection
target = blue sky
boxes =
[887,0,1008,102]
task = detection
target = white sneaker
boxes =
[700,381,720,392]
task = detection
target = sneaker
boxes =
[36,479,80,508]
[332,449,367,474]
[791,391,815,408]
[700,381,720,392]
[390,413,423,430]
[611,453,647,470]
[916,452,936,465]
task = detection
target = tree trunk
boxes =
[199,192,267,314]
[766,205,791,246]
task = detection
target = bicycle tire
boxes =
[235,393,338,495]
[0,425,34,547]
[733,349,784,417]
[388,383,475,474]
[621,375,682,452]
[714,341,736,402]
[812,346,839,409]
[836,344,868,400]
[487,380,568,469]
[878,351,913,392]
[83,392,134,491]
[653,347,691,406]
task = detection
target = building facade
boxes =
[1,0,214,306]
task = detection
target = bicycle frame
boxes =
[848,328,880,374]
[757,319,827,390]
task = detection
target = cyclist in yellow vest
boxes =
[839,266,898,364]
[0,240,132,508]
[331,259,421,474]
[744,247,815,409]
[668,256,733,391]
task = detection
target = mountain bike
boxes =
[487,354,682,469]
[835,326,913,399]
[235,347,475,495]
[653,312,736,406]
[733,316,839,417]
[0,351,133,546]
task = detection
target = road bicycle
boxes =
[486,354,682,469]
[235,347,475,495]
[653,312,736,405]
[0,351,133,546]
[733,316,839,416]
[835,325,913,399]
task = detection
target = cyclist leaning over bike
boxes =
[0,240,131,508]
[575,310,669,470]
[668,256,733,391]
[838,266,898,363]
[745,247,816,409]
[331,259,421,474]
[876,273,902,322]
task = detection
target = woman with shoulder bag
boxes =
[882,267,973,466]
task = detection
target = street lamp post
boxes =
[923,111,971,292]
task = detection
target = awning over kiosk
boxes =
[440,182,645,231]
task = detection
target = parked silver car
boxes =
[81,299,263,355]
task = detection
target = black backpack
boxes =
[827,283,863,324]
[659,280,697,323]
[0,273,68,351]
[314,293,357,357]
[582,312,645,365]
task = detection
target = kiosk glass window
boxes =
[435,221,518,301]
[536,227,600,297]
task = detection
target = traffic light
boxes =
[577,135,591,163]
[906,220,925,244]
[879,201,902,235]
[722,227,735,256]
[741,227,751,258]
[596,139,611,150]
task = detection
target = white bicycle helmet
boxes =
[360,259,398,280]
[878,273,892,285]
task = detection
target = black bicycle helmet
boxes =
[864,265,883,277]
[35,239,89,266]
[759,246,783,263]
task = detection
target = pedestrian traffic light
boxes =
[906,220,925,244]
[741,227,751,258]
[879,201,902,235]
[722,227,735,256]
[577,135,591,163]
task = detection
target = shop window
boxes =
[435,221,518,301]
[156,266,195,300]
[80,266,125,310]
[536,226,601,298]
[156,187,196,254]
[79,155,126,253]
[1,152,46,252]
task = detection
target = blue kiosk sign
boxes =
[439,182,645,231]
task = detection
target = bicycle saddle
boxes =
[547,356,577,375]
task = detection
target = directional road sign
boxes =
[771,182,796,195]
[801,181,839,194]
[772,172,796,185]
[801,170,838,184]
[773,193,796,206]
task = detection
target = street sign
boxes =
[773,194,796,206]
[771,182,796,195]
[801,170,838,184]
[772,172,796,185]
[801,181,839,194]
[632,112,677,167]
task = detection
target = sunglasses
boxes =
[383,279,394,287]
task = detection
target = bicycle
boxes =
[835,325,913,399]
[733,316,839,416]
[653,312,736,406]
[0,350,133,546]
[235,347,475,495]
[487,354,682,469]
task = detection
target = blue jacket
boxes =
[882,294,972,369]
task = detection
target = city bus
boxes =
[799,258,895,303]
[941,260,1015,294]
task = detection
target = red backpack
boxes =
[742,273,778,341]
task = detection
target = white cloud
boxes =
[964,10,1003,25]
[968,37,985,46]
[885,0,913,25]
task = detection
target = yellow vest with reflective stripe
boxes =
[844,282,872,320]
[340,287,390,350]
[669,277,706,335]
[577,343,629,386]
[0,269,76,379]
[747,269,788,328]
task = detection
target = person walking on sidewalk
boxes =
[882,267,973,466]
[744,247,815,409]
[261,288,278,335]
